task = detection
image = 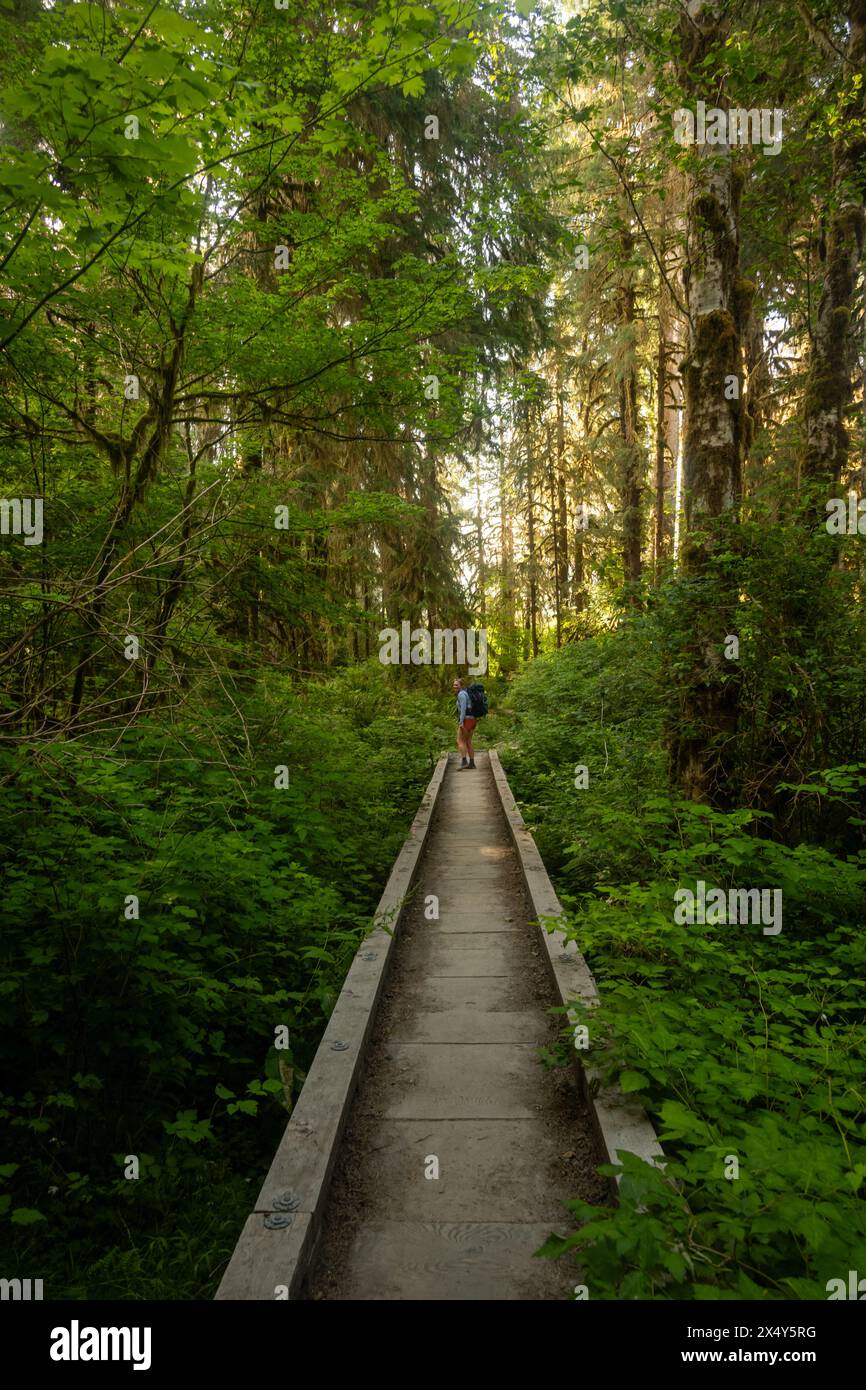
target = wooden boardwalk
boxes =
[305,751,607,1299]
[216,748,660,1301]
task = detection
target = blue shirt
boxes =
[456,689,471,724]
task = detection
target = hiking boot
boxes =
[468,759,476,769]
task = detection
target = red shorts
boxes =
[462,718,477,732]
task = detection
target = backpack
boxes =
[465,682,488,718]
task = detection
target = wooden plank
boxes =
[217,1213,312,1302]
[331,1219,575,1300]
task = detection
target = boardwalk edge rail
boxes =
[215,752,450,1301]
[488,750,664,1200]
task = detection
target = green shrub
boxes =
[0,661,450,1297]
[503,622,866,1300]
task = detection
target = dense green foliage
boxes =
[0,0,537,1296]
[0,665,448,1296]
[501,544,866,1299]
[2,0,865,1304]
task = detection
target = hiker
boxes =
[453,676,477,770]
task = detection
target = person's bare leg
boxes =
[457,725,466,763]
[466,727,475,766]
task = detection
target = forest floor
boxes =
[306,750,608,1300]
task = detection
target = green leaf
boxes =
[619,1070,649,1093]
[11,1208,46,1225]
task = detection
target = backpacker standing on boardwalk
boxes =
[453,676,488,770]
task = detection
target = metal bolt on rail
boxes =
[272,1191,301,1212]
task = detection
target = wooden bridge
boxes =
[216,750,661,1300]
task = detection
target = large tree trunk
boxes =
[556,363,570,609]
[573,385,590,616]
[474,457,486,624]
[654,215,681,575]
[618,228,644,592]
[801,0,866,488]
[679,128,747,543]
[526,432,540,659]
[547,425,562,647]
[499,458,514,624]
[673,0,750,802]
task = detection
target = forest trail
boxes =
[306,750,607,1300]
[5,0,863,1318]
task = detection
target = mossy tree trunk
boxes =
[672,0,751,803]
[654,279,681,575]
[801,0,866,490]
[617,227,644,594]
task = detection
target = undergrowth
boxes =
[501,616,866,1300]
[0,661,451,1298]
